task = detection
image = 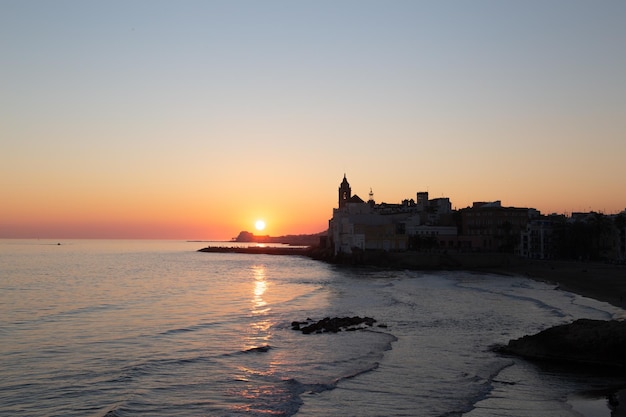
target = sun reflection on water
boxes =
[246,264,272,349]
[252,264,269,314]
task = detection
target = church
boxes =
[328,175,456,255]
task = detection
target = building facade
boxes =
[459,201,536,252]
[329,175,455,254]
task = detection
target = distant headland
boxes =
[232,230,325,247]
[197,231,327,256]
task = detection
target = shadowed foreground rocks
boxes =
[291,316,383,334]
[498,319,626,370]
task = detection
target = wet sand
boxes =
[492,259,626,310]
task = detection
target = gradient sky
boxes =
[2,1,625,239]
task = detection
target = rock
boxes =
[498,319,626,370]
[292,316,379,334]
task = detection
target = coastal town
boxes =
[327,175,626,263]
[211,174,626,274]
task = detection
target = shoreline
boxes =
[470,258,626,417]
[484,259,626,311]
[198,246,626,414]
[379,252,626,311]
[198,246,626,310]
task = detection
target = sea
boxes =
[2,239,626,417]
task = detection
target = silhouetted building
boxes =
[329,177,623,260]
[553,211,626,262]
[338,174,351,209]
[329,175,456,254]
[520,218,557,259]
[459,201,538,252]
[615,210,626,262]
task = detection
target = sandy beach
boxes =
[494,259,626,311]
[359,251,626,310]
[351,252,626,416]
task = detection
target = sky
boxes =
[1,1,625,239]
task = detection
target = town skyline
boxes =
[328,174,626,262]
[2,2,625,239]
[338,175,626,216]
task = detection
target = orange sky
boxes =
[2,2,625,239]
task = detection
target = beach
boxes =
[369,250,626,311]
[329,251,626,416]
[493,259,626,310]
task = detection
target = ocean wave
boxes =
[158,322,219,336]
[439,359,516,417]
[244,345,272,353]
[112,354,217,384]
[100,407,124,417]
[218,344,276,357]
[11,303,121,327]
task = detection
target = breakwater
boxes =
[197,246,312,256]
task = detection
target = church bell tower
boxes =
[338,174,351,208]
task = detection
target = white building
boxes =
[329,175,455,255]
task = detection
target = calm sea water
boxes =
[1,239,625,417]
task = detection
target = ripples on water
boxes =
[1,240,625,416]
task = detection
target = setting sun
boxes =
[255,220,266,231]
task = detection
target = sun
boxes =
[255,220,266,231]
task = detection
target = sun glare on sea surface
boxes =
[255,220,266,231]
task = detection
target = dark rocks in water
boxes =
[292,316,378,334]
[498,319,626,370]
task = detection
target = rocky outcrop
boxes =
[233,231,324,246]
[498,319,626,370]
[291,316,380,334]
